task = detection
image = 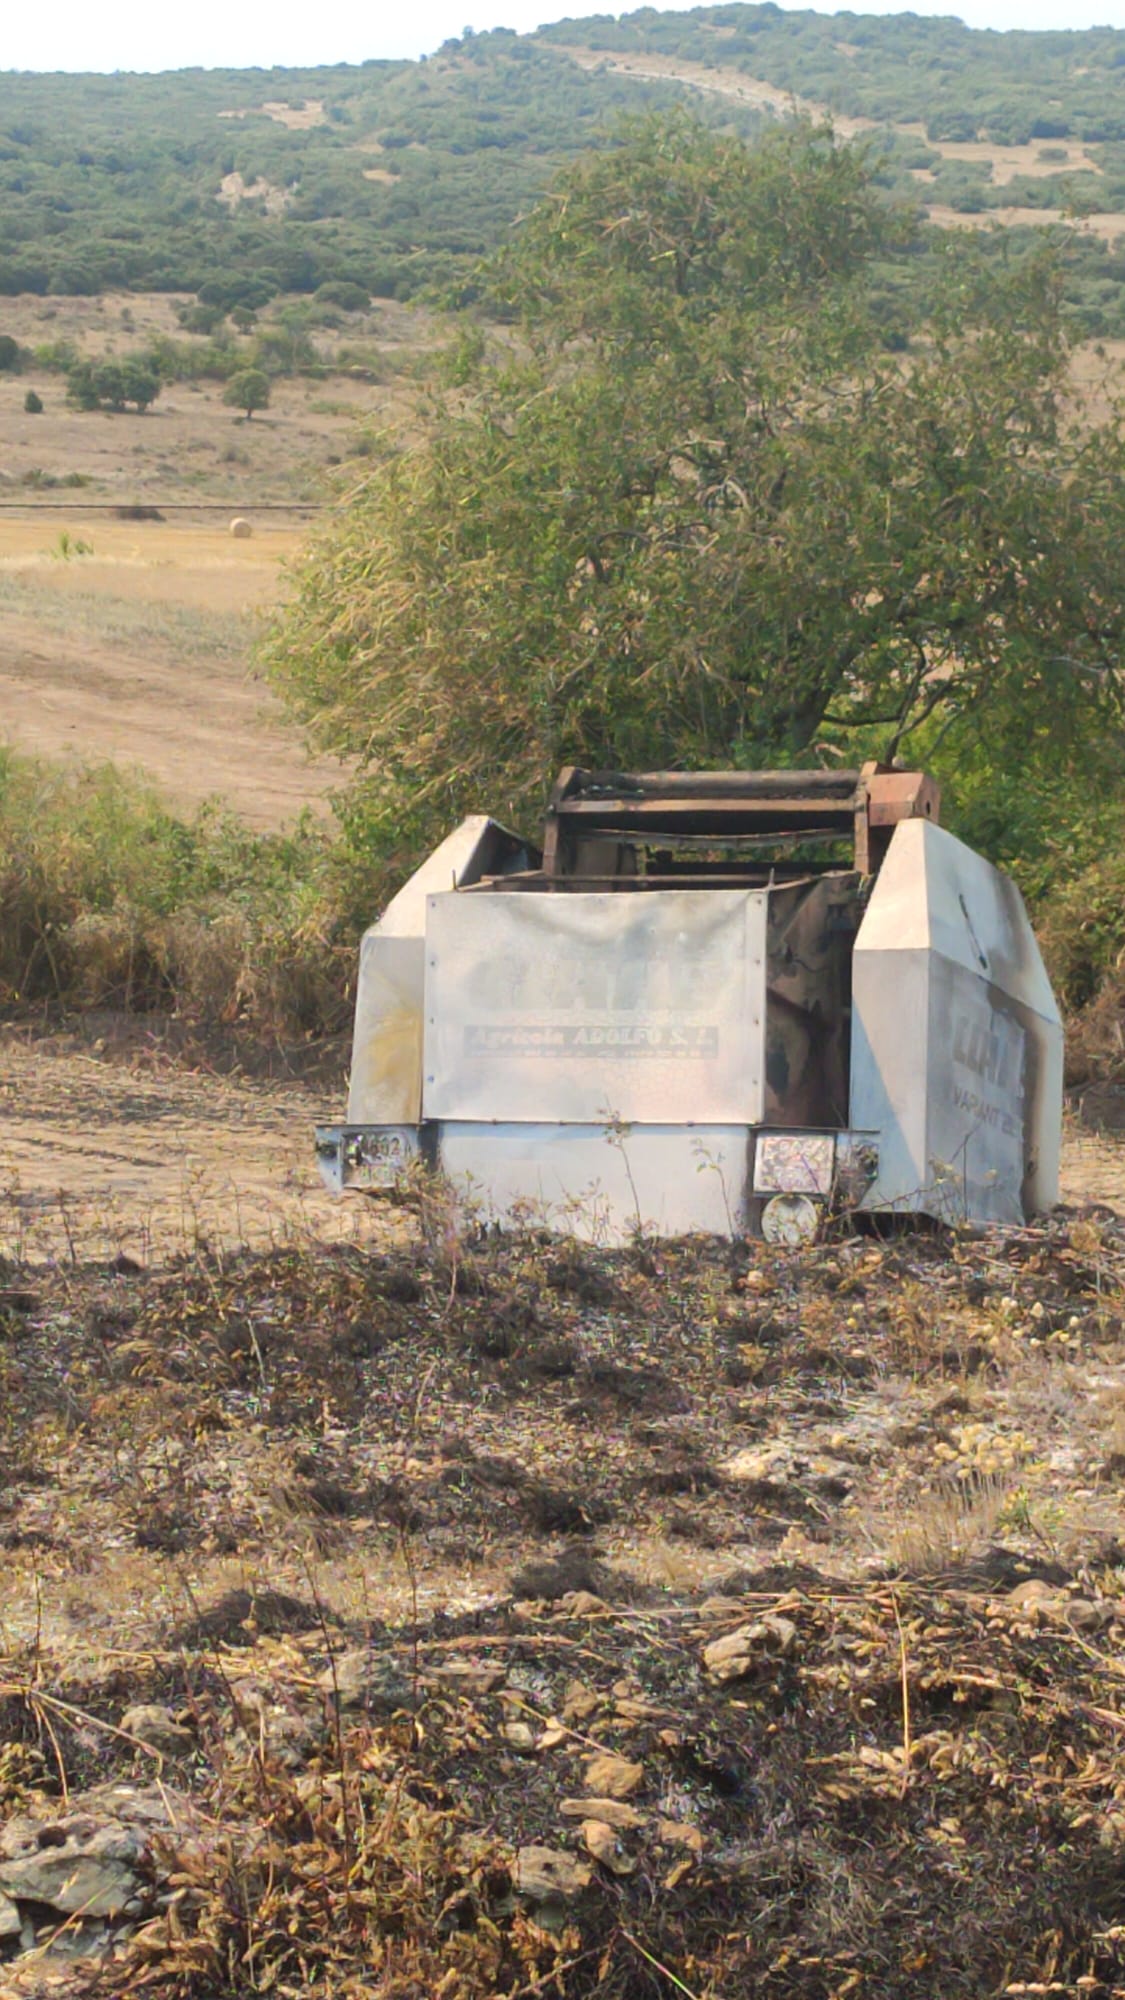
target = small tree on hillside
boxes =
[65,358,161,413]
[224,369,271,419]
[113,360,161,412]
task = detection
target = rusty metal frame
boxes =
[540,764,940,883]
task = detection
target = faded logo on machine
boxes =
[950,1007,1024,1139]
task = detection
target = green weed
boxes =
[0,748,363,1041]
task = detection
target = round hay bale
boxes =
[229,517,253,539]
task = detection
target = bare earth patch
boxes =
[1,1015,1123,1259]
[897,120,1102,183]
[0,1026,370,1266]
[218,97,326,129]
[215,171,292,215]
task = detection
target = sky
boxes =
[2,0,1123,75]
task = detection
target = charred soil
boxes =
[1,1198,1125,1995]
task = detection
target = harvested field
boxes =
[926,204,1125,244]
[0,1023,368,1268]
[0,517,345,826]
[0,290,434,822]
[896,121,1102,183]
[1,1197,1124,1995]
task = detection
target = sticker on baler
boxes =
[753,1133,836,1195]
[343,1128,419,1186]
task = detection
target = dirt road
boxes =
[0,1029,372,1264]
[2,1027,1121,1266]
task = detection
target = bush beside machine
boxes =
[316,766,1063,1242]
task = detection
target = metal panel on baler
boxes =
[422,888,767,1125]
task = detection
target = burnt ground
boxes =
[1,1212,1124,1996]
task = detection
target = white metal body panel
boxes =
[850,819,1062,1222]
[436,1122,751,1243]
[347,934,425,1124]
[347,816,509,1124]
[422,889,767,1126]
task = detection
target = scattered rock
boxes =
[581,1752,644,1799]
[119,1703,194,1759]
[0,1891,19,1938]
[515,1846,592,1904]
[426,1660,507,1695]
[0,1826,144,1918]
[562,1680,601,1723]
[560,1797,646,1830]
[723,1446,792,1483]
[581,1818,635,1875]
[559,1590,609,1617]
[703,1613,798,1682]
[502,1721,537,1754]
[657,1819,705,1853]
[319,1649,414,1714]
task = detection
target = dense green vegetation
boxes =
[264,117,1125,916]
[65,356,161,412]
[1,7,1125,326]
[0,47,727,303]
[2,22,1125,1059]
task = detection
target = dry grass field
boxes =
[0,291,439,825]
[0,293,425,504]
[0,514,345,826]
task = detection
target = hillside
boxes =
[0,49,733,303]
[2,9,1125,331]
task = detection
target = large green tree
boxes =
[264,115,1125,882]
